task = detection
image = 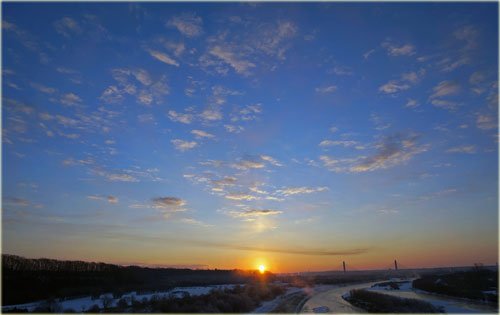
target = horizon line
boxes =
[3,253,496,274]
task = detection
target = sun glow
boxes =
[258,264,266,273]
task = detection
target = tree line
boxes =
[2,254,272,306]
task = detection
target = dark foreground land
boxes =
[345,289,443,313]
[413,268,498,304]
[1,253,396,309]
[2,254,269,307]
[5,283,287,313]
[4,254,498,313]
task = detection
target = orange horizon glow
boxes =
[8,249,499,274]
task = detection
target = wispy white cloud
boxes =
[62,157,94,166]
[138,114,155,124]
[101,68,169,105]
[468,71,488,95]
[431,99,459,111]
[319,140,359,148]
[150,196,188,219]
[105,173,138,182]
[379,70,424,95]
[436,25,478,73]
[469,71,486,86]
[131,68,152,85]
[226,209,283,218]
[211,176,237,187]
[3,20,39,51]
[454,25,478,50]
[224,124,244,133]
[31,83,56,94]
[405,98,419,108]
[152,196,187,209]
[429,81,461,111]
[370,113,391,131]
[225,193,259,201]
[199,19,295,76]
[171,139,198,151]
[363,48,376,59]
[276,186,328,196]
[3,98,34,115]
[4,197,31,207]
[320,133,427,173]
[315,85,337,94]
[401,69,425,84]
[379,80,410,94]
[200,107,223,121]
[58,131,80,139]
[232,159,265,170]
[100,86,124,104]
[212,85,244,97]
[88,195,118,204]
[330,66,353,76]
[446,145,476,154]
[438,56,469,72]
[179,218,213,228]
[54,17,82,37]
[56,67,79,74]
[381,41,416,56]
[260,155,282,167]
[253,20,297,59]
[476,114,496,130]
[167,13,203,37]
[351,134,427,172]
[231,155,281,170]
[168,110,193,124]
[60,93,82,107]
[209,45,256,75]
[231,104,262,122]
[419,188,458,201]
[198,160,224,168]
[147,49,179,67]
[163,41,186,57]
[377,208,399,215]
[191,129,215,139]
[430,81,460,99]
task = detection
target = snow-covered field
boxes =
[2,284,239,312]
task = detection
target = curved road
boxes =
[299,281,380,313]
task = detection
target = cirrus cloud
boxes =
[171,139,198,151]
[167,13,203,37]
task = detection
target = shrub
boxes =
[346,289,441,313]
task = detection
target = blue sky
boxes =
[2,2,498,272]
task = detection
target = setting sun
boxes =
[258,264,266,274]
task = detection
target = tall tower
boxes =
[343,261,346,272]
[394,259,398,271]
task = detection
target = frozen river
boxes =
[300,279,498,313]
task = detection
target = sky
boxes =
[2,2,498,273]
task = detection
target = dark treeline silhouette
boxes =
[2,254,272,306]
[278,270,395,287]
[3,254,120,272]
[412,267,498,304]
[345,289,442,313]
